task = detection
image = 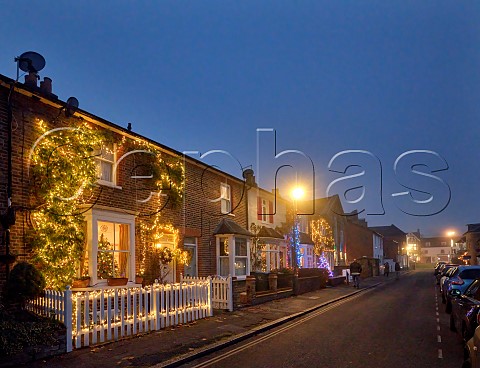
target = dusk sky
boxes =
[1,1,479,237]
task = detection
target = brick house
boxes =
[0,70,250,290]
[298,195,347,269]
[243,169,289,272]
[345,213,384,264]
[369,224,406,263]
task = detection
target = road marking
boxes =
[436,312,439,316]
[438,349,443,359]
[437,335,442,343]
[190,288,376,368]
[437,325,441,331]
[437,318,440,323]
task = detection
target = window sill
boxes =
[71,281,141,291]
[97,180,122,190]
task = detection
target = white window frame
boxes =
[85,208,136,286]
[216,235,250,279]
[220,183,232,214]
[261,199,268,223]
[95,143,119,187]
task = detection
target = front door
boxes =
[183,237,197,277]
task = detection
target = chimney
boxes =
[40,77,52,95]
[242,169,257,187]
[24,72,38,88]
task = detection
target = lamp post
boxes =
[447,231,456,259]
[290,187,304,271]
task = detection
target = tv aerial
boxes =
[65,97,79,117]
[15,51,46,81]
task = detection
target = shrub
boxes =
[4,262,46,307]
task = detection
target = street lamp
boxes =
[290,186,304,271]
[447,231,456,257]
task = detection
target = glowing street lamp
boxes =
[447,231,456,255]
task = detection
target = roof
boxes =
[0,74,245,185]
[369,224,406,237]
[297,194,345,217]
[213,218,253,237]
[257,226,284,239]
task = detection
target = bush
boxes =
[4,262,46,307]
[0,303,62,358]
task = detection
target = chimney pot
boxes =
[40,77,52,94]
[24,72,38,88]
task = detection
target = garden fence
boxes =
[27,278,213,352]
[181,274,233,312]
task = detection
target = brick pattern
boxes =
[0,83,248,289]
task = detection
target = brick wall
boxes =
[346,221,374,261]
[0,80,248,289]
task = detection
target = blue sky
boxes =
[1,1,479,236]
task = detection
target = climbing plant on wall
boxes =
[29,119,185,290]
[310,218,335,256]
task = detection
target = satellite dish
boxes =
[65,97,79,117]
[17,51,46,73]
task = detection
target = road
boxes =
[181,270,464,368]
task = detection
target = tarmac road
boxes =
[181,270,464,368]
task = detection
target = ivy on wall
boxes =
[29,119,184,290]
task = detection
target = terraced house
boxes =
[0,65,251,292]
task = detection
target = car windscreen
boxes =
[459,269,480,280]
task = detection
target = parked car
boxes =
[445,266,480,314]
[450,278,480,342]
[440,267,458,295]
[436,263,460,285]
[434,261,447,276]
[465,323,480,368]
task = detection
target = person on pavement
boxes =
[384,262,390,277]
[395,261,401,280]
[350,259,362,288]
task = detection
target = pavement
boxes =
[30,273,402,368]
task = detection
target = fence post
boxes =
[207,276,213,317]
[64,286,73,353]
[228,275,233,312]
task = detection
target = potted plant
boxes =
[72,276,90,288]
[135,274,144,285]
[107,277,128,286]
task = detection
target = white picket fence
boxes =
[27,279,213,352]
[181,274,233,312]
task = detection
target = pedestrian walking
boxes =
[350,259,362,288]
[395,261,401,280]
[384,262,390,277]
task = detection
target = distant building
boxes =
[420,236,454,264]
[369,224,407,262]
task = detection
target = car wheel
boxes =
[446,301,452,314]
[450,315,457,332]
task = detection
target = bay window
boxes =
[217,235,250,278]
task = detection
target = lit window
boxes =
[97,221,130,279]
[84,209,135,286]
[220,183,231,214]
[95,143,116,185]
[235,238,248,276]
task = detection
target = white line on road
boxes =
[437,335,442,343]
[437,325,441,331]
[438,349,443,359]
[437,318,440,323]
[436,312,439,316]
